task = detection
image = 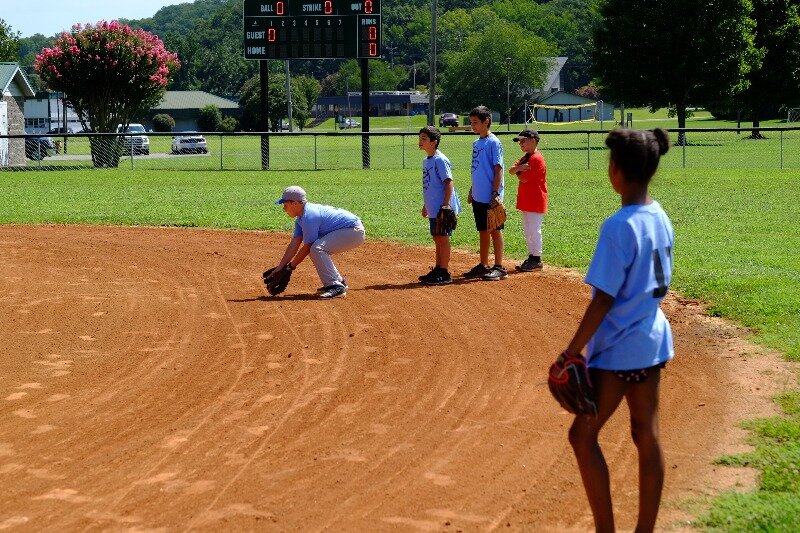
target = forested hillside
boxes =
[17,0,600,102]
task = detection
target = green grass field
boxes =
[2,130,799,528]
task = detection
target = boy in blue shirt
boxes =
[463,106,506,281]
[267,186,365,299]
[561,128,674,532]
[417,126,461,285]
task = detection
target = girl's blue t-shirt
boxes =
[422,151,461,217]
[470,134,504,203]
[585,200,675,371]
[292,202,362,244]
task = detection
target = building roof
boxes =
[155,91,239,110]
[541,57,568,93]
[0,62,35,97]
[537,90,599,105]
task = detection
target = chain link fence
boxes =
[2,127,799,172]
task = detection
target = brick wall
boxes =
[4,95,25,167]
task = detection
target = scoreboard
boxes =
[243,0,382,60]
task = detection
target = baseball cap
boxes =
[275,185,307,204]
[512,129,540,142]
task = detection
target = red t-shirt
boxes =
[514,150,547,213]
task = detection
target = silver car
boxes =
[171,132,208,154]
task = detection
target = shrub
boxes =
[219,116,238,132]
[152,114,175,132]
[198,105,222,132]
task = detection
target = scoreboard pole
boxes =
[259,60,269,169]
[360,58,370,169]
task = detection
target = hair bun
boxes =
[653,128,670,156]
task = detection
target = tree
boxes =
[198,105,222,132]
[438,20,555,118]
[35,21,179,167]
[592,0,759,143]
[0,18,21,62]
[239,70,294,131]
[737,0,800,136]
[293,75,321,130]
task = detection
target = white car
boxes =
[171,132,208,154]
[339,118,360,129]
[116,123,150,155]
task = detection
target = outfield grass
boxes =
[1,163,798,528]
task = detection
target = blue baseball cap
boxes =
[275,185,307,204]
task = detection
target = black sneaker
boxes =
[319,285,347,299]
[516,257,543,272]
[418,267,438,282]
[317,278,348,292]
[463,263,490,279]
[483,265,508,281]
[421,268,452,286]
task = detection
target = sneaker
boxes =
[463,263,491,279]
[317,278,348,292]
[319,285,347,299]
[418,267,438,282]
[421,268,452,286]
[516,256,543,272]
[483,265,508,281]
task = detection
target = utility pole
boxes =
[506,57,512,131]
[428,0,437,126]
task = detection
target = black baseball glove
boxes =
[547,351,598,417]
[433,205,458,235]
[262,264,293,296]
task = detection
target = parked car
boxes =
[47,127,75,135]
[339,118,360,129]
[25,136,56,160]
[171,132,208,154]
[439,113,458,127]
[116,123,150,155]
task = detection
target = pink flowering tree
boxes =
[34,21,179,167]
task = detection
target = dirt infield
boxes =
[0,225,793,531]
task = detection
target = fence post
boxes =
[402,134,405,169]
[682,135,686,169]
[314,134,318,171]
[219,135,223,170]
[780,130,784,169]
[587,132,590,169]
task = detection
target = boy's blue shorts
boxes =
[429,218,453,237]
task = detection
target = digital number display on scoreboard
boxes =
[243,0,381,60]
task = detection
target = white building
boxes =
[24,92,84,133]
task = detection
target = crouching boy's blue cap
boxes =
[275,185,307,204]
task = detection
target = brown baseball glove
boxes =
[433,205,458,235]
[486,196,507,231]
[262,264,293,296]
[547,351,598,417]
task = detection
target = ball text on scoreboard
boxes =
[243,0,382,60]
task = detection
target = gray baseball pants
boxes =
[309,224,366,287]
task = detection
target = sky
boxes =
[4,0,192,38]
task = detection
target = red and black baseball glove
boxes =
[547,351,598,417]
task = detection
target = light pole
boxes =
[505,57,512,131]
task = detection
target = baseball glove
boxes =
[486,196,507,231]
[262,264,293,296]
[433,205,458,235]
[547,351,598,417]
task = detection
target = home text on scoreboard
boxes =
[243,0,382,60]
